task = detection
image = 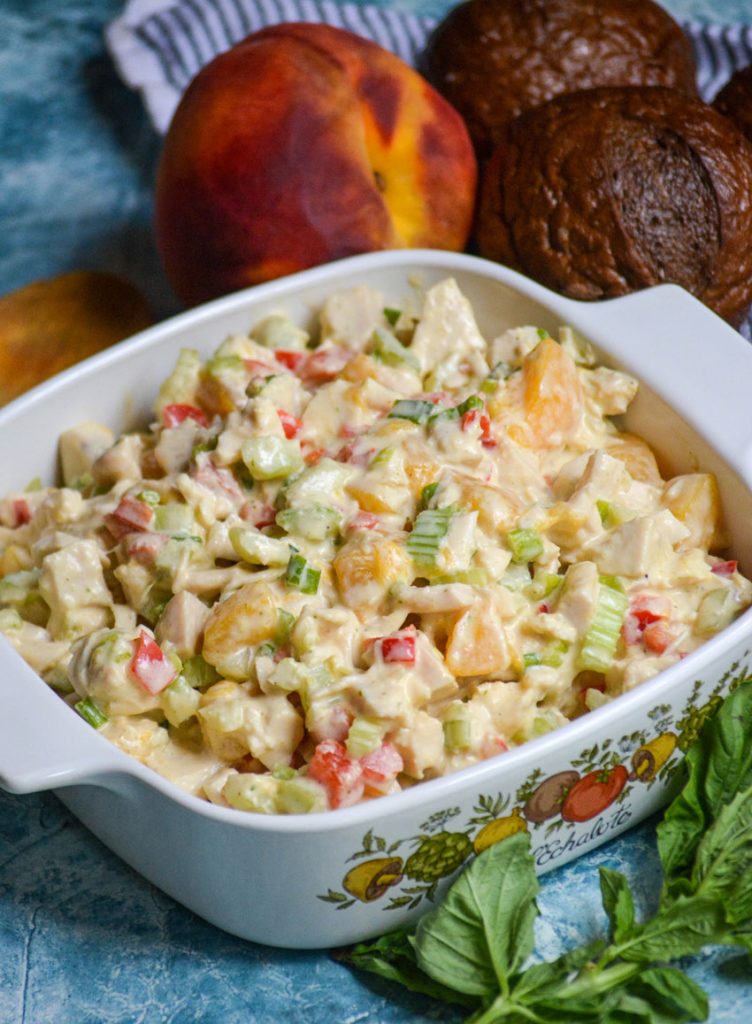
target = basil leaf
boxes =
[658,681,752,891]
[633,966,709,1022]
[335,928,476,1007]
[691,784,752,925]
[414,831,539,998]
[616,896,727,962]
[511,938,606,1002]
[600,867,636,943]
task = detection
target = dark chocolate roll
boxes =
[420,0,697,160]
[714,65,752,143]
[475,86,752,325]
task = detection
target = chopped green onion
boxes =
[536,328,549,340]
[489,360,514,381]
[456,394,484,416]
[285,553,321,594]
[136,489,161,507]
[276,504,341,542]
[75,697,108,730]
[25,477,43,492]
[256,641,277,659]
[383,307,401,326]
[388,399,436,424]
[182,655,220,689]
[577,579,629,672]
[480,379,499,395]
[346,717,386,758]
[191,436,218,459]
[419,481,439,510]
[372,327,420,371]
[523,652,541,669]
[241,436,303,481]
[369,446,395,468]
[407,508,454,568]
[507,528,544,564]
[272,764,297,781]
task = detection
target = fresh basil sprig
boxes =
[339,681,752,1023]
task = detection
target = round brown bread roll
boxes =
[714,65,752,143]
[420,0,697,160]
[475,86,752,325]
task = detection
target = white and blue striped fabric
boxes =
[106,0,752,134]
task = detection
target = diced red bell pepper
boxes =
[461,409,497,448]
[307,739,364,809]
[377,630,416,665]
[303,446,325,466]
[360,742,403,789]
[13,498,31,527]
[274,350,306,373]
[161,403,209,429]
[480,735,509,759]
[711,560,738,577]
[104,495,154,540]
[277,409,303,439]
[130,629,177,695]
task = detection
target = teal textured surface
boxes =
[1,1,751,1021]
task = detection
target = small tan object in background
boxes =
[0,271,152,405]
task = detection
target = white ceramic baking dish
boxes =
[2,250,752,950]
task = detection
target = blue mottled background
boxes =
[1,1,751,1021]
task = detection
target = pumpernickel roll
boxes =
[475,86,752,325]
[714,65,752,143]
[420,0,697,160]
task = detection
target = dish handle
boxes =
[0,643,125,794]
[568,283,752,486]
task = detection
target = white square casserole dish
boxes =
[1,249,752,950]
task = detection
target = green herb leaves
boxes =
[341,680,752,1023]
[414,831,538,999]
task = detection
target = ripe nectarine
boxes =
[155,24,477,305]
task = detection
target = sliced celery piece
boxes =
[241,436,303,481]
[346,717,385,758]
[276,504,341,541]
[407,508,454,568]
[182,655,220,689]
[577,580,629,672]
[507,528,544,564]
[372,327,420,371]
[229,526,290,567]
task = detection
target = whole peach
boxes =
[155,23,477,306]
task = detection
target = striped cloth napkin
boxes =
[106,0,752,134]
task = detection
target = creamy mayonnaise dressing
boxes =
[1,278,749,814]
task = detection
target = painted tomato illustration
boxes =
[561,765,629,822]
